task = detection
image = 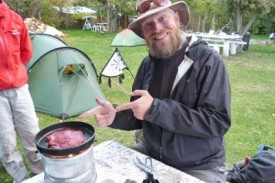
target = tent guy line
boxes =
[65,65,105,98]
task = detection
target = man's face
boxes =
[141,8,184,59]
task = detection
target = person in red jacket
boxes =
[0,0,43,182]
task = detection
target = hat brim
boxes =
[128,1,189,38]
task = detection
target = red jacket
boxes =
[0,1,33,90]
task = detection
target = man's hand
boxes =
[78,98,116,127]
[116,90,153,120]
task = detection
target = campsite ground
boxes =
[0,30,274,182]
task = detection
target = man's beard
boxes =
[146,29,186,59]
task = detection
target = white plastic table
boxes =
[96,23,108,32]
[195,33,246,56]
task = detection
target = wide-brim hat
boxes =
[129,1,189,38]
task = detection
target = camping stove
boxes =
[41,145,97,183]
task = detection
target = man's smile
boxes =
[154,32,169,40]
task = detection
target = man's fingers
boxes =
[116,90,148,112]
[96,97,107,106]
[116,102,133,112]
[95,114,111,127]
[78,107,99,119]
[130,90,146,97]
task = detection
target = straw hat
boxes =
[129,0,189,38]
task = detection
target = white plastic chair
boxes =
[91,20,100,32]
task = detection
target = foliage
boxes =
[4,0,275,35]
[185,0,275,35]
[74,0,94,7]
[5,0,40,19]
[39,0,63,28]
[186,0,228,32]
[39,0,96,29]
[253,8,275,34]
[226,0,275,35]
[90,0,137,31]
[110,0,135,15]
[252,13,274,35]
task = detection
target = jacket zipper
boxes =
[159,147,163,160]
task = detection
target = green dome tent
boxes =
[111,29,145,47]
[27,34,106,119]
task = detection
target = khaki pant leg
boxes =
[0,131,29,182]
[12,84,44,175]
[0,87,30,182]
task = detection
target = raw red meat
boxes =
[45,128,85,149]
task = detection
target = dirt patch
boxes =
[250,39,273,45]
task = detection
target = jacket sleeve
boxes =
[145,52,231,138]
[110,109,142,130]
[20,17,33,65]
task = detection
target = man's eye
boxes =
[144,23,152,30]
[160,15,168,22]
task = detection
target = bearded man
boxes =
[79,1,231,182]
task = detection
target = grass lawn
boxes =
[0,30,274,182]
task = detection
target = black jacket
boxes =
[111,36,231,171]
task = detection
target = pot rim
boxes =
[35,121,95,156]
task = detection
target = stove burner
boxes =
[41,145,96,182]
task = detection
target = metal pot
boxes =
[35,121,97,182]
[35,121,95,156]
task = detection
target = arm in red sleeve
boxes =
[20,20,33,65]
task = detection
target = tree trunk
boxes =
[107,4,118,33]
[241,14,258,36]
[30,0,40,19]
[196,16,201,32]
[123,15,128,29]
[120,14,129,29]
[211,15,216,31]
[202,13,208,32]
[236,3,243,33]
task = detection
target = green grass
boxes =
[251,34,270,40]
[225,42,275,165]
[1,30,274,182]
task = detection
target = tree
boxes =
[226,0,275,36]
[111,0,136,29]
[6,0,275,35]
[185,0,228,33]
[5,0,40,19]
[100,0,136,32]
[39,0,72,28]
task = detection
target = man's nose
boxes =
[152,22,163,33]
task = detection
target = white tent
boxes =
[54,6,96,14]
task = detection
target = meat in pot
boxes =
[45,128,85,149]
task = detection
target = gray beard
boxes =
[147,30,186,59]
